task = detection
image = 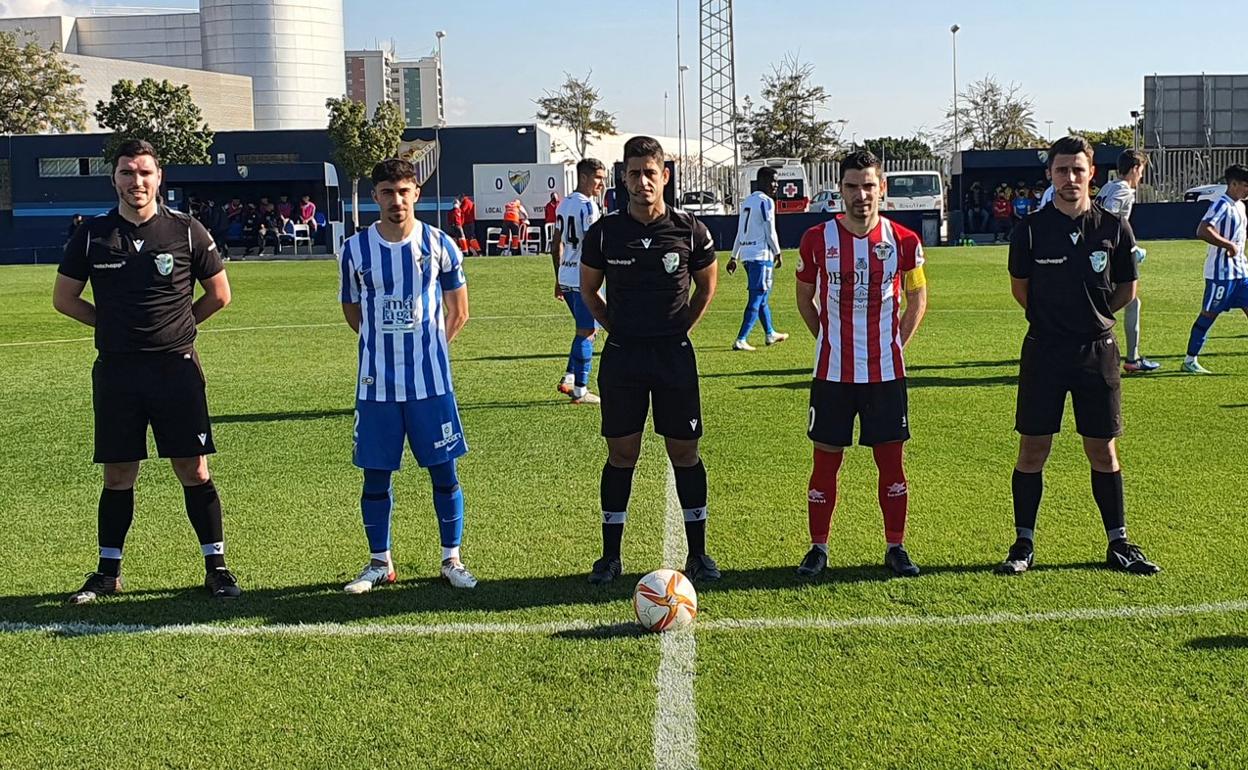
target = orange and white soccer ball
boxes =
[633,569,698,632]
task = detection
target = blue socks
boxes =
[429,459,464,555]
[361,468,394,556]
[737,289,774,341]
[1187,314,1216,358]
[362,461,465,561]
[567,334,594,388]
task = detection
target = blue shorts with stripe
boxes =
[561,287,599,330]
[353,394,467,470]
[744,260,774,292]
[1202,278,1248,314]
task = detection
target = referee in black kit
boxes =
[1000,135,1159,576]
[579,136,721,585]
[53,139,241,602]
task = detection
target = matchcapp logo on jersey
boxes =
[434,421,462,450]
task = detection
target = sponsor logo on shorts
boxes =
[434,420,462,451]
[689,418,699,431]
[886,482,908,498]
[197,433,207,446]
[808,489,826,503]
[361,376,375,386]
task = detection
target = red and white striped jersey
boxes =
[796,216,924,383]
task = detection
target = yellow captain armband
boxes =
[903,265,927,292]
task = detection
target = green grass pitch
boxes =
[1,240,1246,768]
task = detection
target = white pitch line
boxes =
[654,465,701,770]
[701,599,1248,633]
[0,618,604,638]
[2,599,1245,640]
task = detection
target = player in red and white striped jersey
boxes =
[793,150,929,578]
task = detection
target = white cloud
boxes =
[0,0,92,16]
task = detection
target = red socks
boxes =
[807,448,843,544]
[873,442,908,545]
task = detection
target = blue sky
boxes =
[13,0,1248,143]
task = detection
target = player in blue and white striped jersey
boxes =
[1184,164,1248,374]
[1096,150,1157,373]
[727,166,788,351]
[551,158,608,404]
[337,158,477,592]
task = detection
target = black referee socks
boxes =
[97,487,135,577]
[1091,470,1127,542]
[674,460,708,557]
[183,480,227,570]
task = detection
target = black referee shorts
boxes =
[808,378,910,447]
[92,352,216,463]
[1015,335,1122,439]
[597,335,702,440]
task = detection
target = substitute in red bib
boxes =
[794,150,929,578]
[54,139,239,603]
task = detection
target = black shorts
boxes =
[502,221,520,238]
[598,335,702,440]
[92,352,216,463]
[1015,335,1121,439]
[807,378,910,447]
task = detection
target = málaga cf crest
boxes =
[397,139,439,185]
[508,170,531,195]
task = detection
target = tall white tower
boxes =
[199,0,346,129]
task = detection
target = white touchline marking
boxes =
[654,465,700,770]
[1,599,1244,640]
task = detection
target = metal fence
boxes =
[1139,147,1248,202]
[674,157,948,210]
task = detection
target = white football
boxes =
[633,568,698,632]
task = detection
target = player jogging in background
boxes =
[727,166,788,351]
[337,158,478,593]
[580,135,721,585]
[1183,163,1248,374]
[501,197,526,255]
[794,150,929,578]
[552,157,608,404]
[1001,135,1159,576]
[1096,150,1157,372]
[54,138,240,603]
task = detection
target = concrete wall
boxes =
[0,15,75,51]
[74,13,202,69]
[200,0,346,130]
[64,53,254,132]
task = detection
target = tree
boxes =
[858,136,936,161]
[534,72,617,157]
[1067,124,1134,147]
[735,55,839,162]
[0,30,87,134]
[95,78,213,164]
[325,97,405,230]
[940,76,1042,150]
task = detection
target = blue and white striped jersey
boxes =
[555,192,600,288]
[1201,194,1248,280]
[338,222,467,402]
[1095,179,1135,221]
[732,191,781,262]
